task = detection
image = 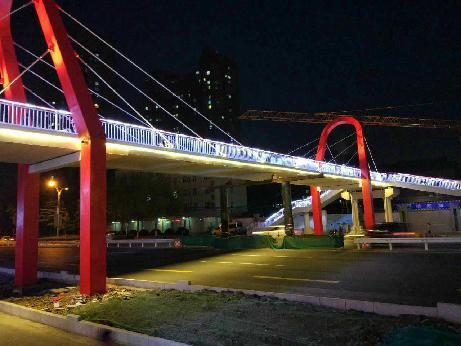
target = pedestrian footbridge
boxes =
[1,99,460,198]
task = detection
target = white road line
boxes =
[151,269,193,273]
[253,275,339,284]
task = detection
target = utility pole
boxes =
[47,177,69,238]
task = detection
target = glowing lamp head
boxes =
[47,177,57,188]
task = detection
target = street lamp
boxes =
[47,176,69,238]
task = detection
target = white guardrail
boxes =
[106,239,178,248]
[1,98,460,192]
[355,237,461,251]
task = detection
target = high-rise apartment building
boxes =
[142,48,246,219]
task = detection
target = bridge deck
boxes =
[0,99,459,196]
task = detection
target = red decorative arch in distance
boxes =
[310,116,375,234]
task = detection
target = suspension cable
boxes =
[327,139,357,163]
[77,55,202,140]
[287,137,319,155]
[364,136,379,172]
[345,152,358,165]
[0,1,32,23]
[23,85,55,108]
[15,44,148,125]
[328,132,355,149]
[0,50,49,96]
[71,37,202,137]
[60,8,241,144]
[77,56,151,127]
[326,144,336,164]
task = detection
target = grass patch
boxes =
[71,289,456,346]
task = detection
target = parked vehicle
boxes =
[366,222,417,238]
[213,221,247,237]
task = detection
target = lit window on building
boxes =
[206,70,210,75]
[221,116,225,119]
[195,71,199,75]
[228,94,232,99]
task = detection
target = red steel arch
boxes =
[310,116,375,234]
[0,0,107,295]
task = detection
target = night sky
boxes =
[11,1,461,175]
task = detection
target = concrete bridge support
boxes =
[341,191,362,233]
[220,186,230,234]
[281,182,294,235]
[303,213,312,234]
[383,188,395,223]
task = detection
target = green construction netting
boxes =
[379,326,461,346]
[181,235,343,250]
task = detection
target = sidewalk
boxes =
[0,312,97,346]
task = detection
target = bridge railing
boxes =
[0,99,75,133]
[0,98,460,192]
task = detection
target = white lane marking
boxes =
[151,269,193,273]
[253,275,339,284]
[239,262,269,266]
[218,261,233,264]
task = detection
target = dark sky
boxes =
[12,1,461,174]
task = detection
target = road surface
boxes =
[0,311,96,345]
[0,245,460,306]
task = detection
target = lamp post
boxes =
[47,176,69,238]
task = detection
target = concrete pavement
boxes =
[0,312,97,345]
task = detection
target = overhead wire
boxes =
[60,7,241,144]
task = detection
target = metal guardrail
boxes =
[106,238,177,248]
[355,237,461,251]
[1,98,460,192]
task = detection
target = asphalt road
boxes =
[0,245,460,306]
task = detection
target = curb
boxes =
[1,267,460,325]
[0,300,188,346]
